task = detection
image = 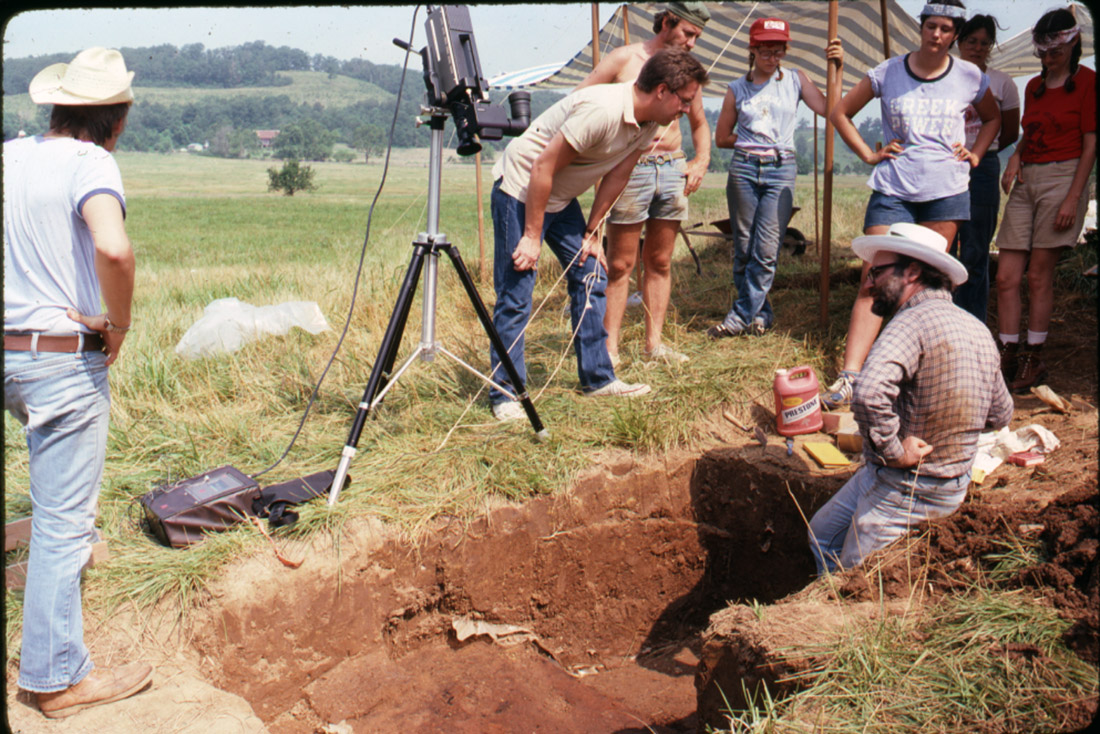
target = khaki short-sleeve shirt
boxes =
[493,83,657,212]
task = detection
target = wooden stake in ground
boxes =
[819,0,841,327]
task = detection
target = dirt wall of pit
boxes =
[188,447,845,728]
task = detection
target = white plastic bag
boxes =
[175,297,330,359]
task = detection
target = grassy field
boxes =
[4,150,873,613]
[7,148,1095,729]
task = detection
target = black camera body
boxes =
[404,5,530,155]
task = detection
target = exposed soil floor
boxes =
[5,269,1097,733]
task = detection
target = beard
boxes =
[870,276,906,317]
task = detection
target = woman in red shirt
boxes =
[994,8,1095,391]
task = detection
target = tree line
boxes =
[3,40,566,160]
[2,41,409,95]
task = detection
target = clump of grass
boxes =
[717,588,1097,733]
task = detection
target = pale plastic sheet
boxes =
[175,297,330,359]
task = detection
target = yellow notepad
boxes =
[804,441,851,467]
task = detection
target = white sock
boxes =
[1027,330,1048,345]
[999,333,1019,344]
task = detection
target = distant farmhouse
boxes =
[256,130,280,149]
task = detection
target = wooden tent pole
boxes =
[820,0,840,327]
[814,114,820,256]
[879,0,892,57]
[622,4,631,44]
[476,151,485,279]
[592,4,601,68]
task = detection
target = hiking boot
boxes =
[37,662,154,719]
[999,340,1019,384]
[643,343,689,364]
[491,400,526,422]
[707,322,745,340]
[587,379,652,398]
[1010,344,1048,393]
[822,370,858,410]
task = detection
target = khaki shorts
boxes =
[995,158,1090,250]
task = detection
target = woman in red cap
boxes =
[708,18,842,338]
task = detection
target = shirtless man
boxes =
[576,1,712,365]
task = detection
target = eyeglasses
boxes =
[1034,45,1068,59]
[675,91,695,107]
[960,37,993,49]
[754,47,787,59]
[867,262,900,282]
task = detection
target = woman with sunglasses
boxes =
[823,0,1000,408]
[994,7,1095,391]
[953,14,1020,322]
[707,18,842,338]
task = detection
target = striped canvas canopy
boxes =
[499,0,1093,95]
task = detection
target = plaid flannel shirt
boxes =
[852,288,1014,478]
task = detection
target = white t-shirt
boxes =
[4,136,126,333]
[493,82,657,213]
[962,65,1019,151]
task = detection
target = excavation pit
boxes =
[189,448,842,733]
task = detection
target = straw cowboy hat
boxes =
[851,222,968,286]
[29,47,134,106]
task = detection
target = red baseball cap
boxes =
[750,17,790,44]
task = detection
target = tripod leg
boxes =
[329,245,429,504]
[443,245,546,436]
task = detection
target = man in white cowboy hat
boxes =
[576,1,711,367]
[806,223,1013,574]
[4,47,152,717]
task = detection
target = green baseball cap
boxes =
[666,2,711,29]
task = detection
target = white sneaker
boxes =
[587,379,652,398]
[492,400,526,422]
[643,343,689,364]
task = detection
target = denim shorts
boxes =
[863,189,970,230]
[607,156,689,225]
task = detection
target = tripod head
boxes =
[394,4,530,156]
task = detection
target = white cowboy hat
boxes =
[29,47,134,106]
[851,222,968,286]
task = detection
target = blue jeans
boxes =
[4,348,110,692]
[489,181,615,403]
[951,151,1000,322]
[722,157,796,330]
[807,462,970,574]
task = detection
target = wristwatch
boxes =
[105,316,131,334]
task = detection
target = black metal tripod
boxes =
[327,113,546,505]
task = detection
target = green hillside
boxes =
[3,70,395,120]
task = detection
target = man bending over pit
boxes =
[575,2,712,366]
[488,48,709,421]
[807,223,1013,573]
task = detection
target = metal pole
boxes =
[476,151,485,279]
[820,0,840,328]
[591,3,601,68]
[879,0,892,58]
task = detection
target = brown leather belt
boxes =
[3,332,106,353]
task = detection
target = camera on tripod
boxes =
[396,5,530,155]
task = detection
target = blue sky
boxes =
[2,2,1059,80]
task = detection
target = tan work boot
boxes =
[37,662,154,719]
